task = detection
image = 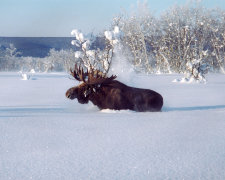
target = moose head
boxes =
[66,64,116,104]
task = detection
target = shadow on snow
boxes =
[0,106,66,118]
[163,105,225,112]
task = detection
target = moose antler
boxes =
[70,64,87,82]
[70,64,116,85]
[86,68,117,85]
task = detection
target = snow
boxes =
[74,51,83,58]
[78,33,84,42]
[71,29,79,37]
[1,72,225,180]
[104,27,121,45]
[71,29,84,42]
[113,26,120,34]
[21,73,30,80]
[172,77,203,84]
[86,50,95,57]
[82,40,90,50]
[71,40,80,47]
[30,69,35,74]
[104,31,113,41]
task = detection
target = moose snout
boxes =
[65,87,78,100]
[65,90,72,99]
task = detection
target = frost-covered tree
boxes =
[4,48,75,72]
[158,4,211,73]
[0,45,6,70]
[45,49,74,72]
[112,0,225,79]
[70,29,118,73]
[112,1,157,73]
[207,9,225,73]
[0,44,21,71]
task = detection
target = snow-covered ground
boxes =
[0,72,225,180]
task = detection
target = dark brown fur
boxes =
[66,77,163,112]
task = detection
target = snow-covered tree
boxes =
[185,59,210,83]
[112,1,225,80]
[112,1,157,73]
[0,44,21,71]
[45,49,74,72]
[70,29,117,73]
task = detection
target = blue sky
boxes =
[0,0,224,37]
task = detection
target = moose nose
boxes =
[65,92,70,98]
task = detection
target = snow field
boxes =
[0,72,225,180]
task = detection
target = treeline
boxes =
[114,2,225,74]
[0,44,74,72]
[0,36,105,72]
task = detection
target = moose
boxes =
[66,64,163,112]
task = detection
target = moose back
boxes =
[66,65,163,112]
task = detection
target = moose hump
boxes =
[66,64,163,112]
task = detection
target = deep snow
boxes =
[0,72,225,180]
